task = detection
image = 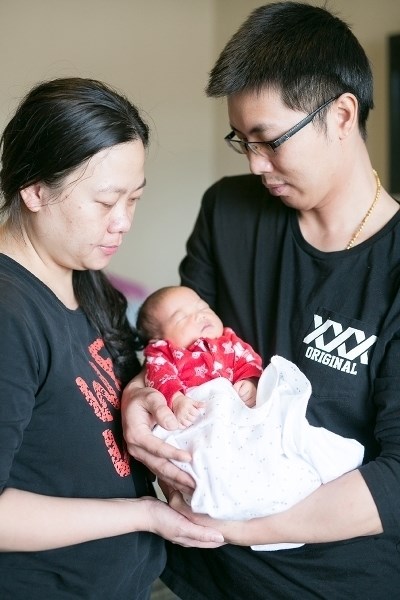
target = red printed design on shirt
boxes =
[75,338,131,477]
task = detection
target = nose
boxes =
[108,202,136,234]
[247,152,274,176]
[196,310,207,322]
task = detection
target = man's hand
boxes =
[121,375,196,494]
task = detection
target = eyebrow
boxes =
[96,178,147,194]
[234,123,276,139]
[170,306,186,317]
[247,124,272,136]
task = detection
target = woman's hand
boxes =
[121,375,196,494]
[141,497,224,548]
[0,488,224,552]
[167,489,248,545]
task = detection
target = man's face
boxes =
[227,88,340,211]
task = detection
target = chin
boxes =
[279,195,306,210]
[80,259,111,272]
[278,194,294,205]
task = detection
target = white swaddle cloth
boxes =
[154,355,364,551]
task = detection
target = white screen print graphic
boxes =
[303,314,377,366]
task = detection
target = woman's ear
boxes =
[19,183,45,213]
[333,93,359,139]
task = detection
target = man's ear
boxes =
[333,93,359,139]
[19,183,46,213]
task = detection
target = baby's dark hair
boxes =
[136,286,180,346]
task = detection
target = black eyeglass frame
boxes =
[224,96,339,156]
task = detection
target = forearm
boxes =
[0,487,153,551]
[170,469,382,547]
[225,470,382,546]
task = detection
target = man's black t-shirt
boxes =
[161,174,400,599]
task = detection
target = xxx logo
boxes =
[303,314,377,365]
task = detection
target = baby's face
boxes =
[156,287,224,347]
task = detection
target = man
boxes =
[123,3,400,598]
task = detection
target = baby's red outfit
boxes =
[144,327,263,407]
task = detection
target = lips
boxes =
[100,244,120,256]
[263,180,287,196]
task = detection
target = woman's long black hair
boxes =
[0,77,149,386]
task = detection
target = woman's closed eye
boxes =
[96,198,117,208]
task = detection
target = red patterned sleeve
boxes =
[226,328,263,382]
[143,341,186,407]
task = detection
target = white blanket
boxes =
[154,355,364,550]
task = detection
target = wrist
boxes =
[109,496,159,533]
[170,391,185,409]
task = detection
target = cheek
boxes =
[127,202,138,228]
[58,201,89,229]
[172,324,197,347]
[213,315,224,331]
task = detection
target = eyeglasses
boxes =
[224,96,338,158]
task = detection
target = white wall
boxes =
[0,0,217,294]
[0,0,399,297]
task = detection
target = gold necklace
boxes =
[346,169,381,250]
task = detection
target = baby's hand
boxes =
[172,393,204,428]
[233,378,258,408]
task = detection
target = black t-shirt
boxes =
[0,255,165,599]
[161,174,400,599]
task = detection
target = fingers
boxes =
[169,525,225,548]
[176,402,203,428]
[133,445,195,495]
[192,400,205,409]
[244,397,256,408]
[173,529,225,549]
[148,395,182,431]
[177,411,198,428]
[179,417,195,428]
[122,384,178,429]
[143,497,224,548]
[122,386,191,460]
[121,384,195,492]
[131,439,194,491]
[166,493,225,547]
[162,505,224,548]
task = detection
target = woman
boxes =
[0,77,223,599]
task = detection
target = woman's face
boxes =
[23,140,146,272]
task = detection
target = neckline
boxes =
[290,206,400,258]
[0,253,83,314]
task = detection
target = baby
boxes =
[136,285,263,426]
[136,286,364,551]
